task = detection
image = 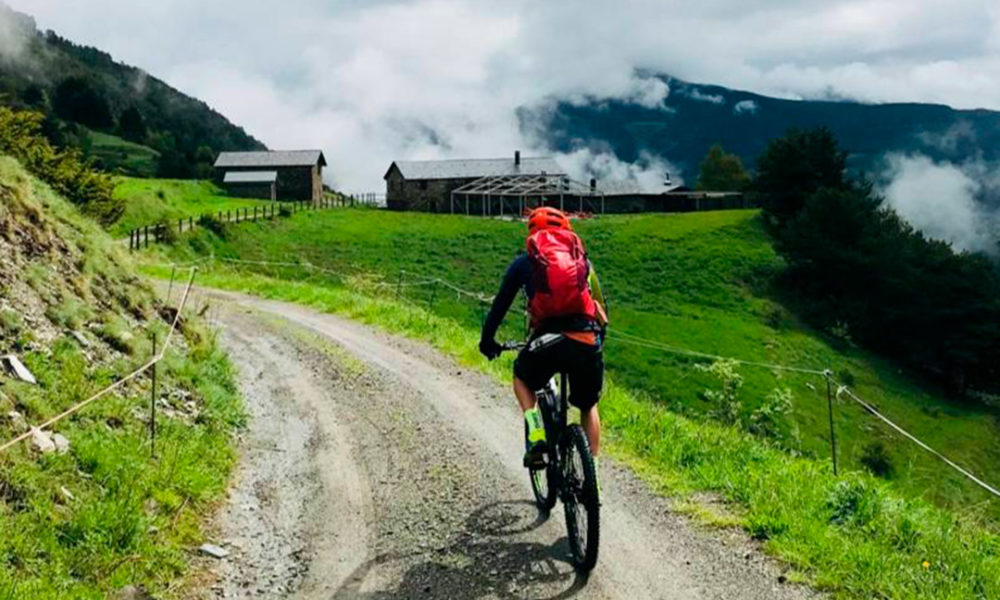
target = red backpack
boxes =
[526,228,599,328]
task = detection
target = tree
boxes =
[754,127,848,224]
[53,77,114,130]
[696,144,750,191]
[118,106,147,142]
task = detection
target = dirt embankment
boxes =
[206,290,820,600]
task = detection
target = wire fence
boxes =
[139,255,1000,502]
[0,268,199,455]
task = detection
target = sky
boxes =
[6,0,1000,210]
[6,0,1000,191]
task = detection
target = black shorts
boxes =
[514,334,604,411]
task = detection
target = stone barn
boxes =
[384,152,563,212]
[214,150,326,202]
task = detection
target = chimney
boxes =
[664,172,672,187]
[515,150,521,167]
[590,178,597,191]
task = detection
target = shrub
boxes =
[827,476,884,527]
[748,387,795,442]
[697,359,743,425]
[0,107,120,224]
[154,218,178,245]
[197,214,227,238]
[860,440,895,479]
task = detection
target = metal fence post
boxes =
[144,225,149,248]
[150,332,158,458]
[395,270,404,300]
[825,370,838,476]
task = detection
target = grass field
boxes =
[152,208,1000,519]
[140,240,1000,599]
[110,177,274,238]
[85,130,161,178]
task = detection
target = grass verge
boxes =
[138,263,1000,600]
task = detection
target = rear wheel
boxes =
[562,424,600,572]
[524,421,557,511]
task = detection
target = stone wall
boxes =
[386,170,472,212]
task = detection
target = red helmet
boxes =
[527,207,571,233]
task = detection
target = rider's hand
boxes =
[479,338,502,361]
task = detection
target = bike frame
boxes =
[536,372,573,499]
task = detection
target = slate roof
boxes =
[215,150,326,169]
[598,181,692,195]
[224,171,278,184]
[386,157,564,181]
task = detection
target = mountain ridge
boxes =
[524,74,1000,186]
[0,2,265,178]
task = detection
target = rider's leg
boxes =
[513,376,537,412]
[580,404,601,457]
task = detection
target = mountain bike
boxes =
[501,340,600,572]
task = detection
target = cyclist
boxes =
[479,206,608,473]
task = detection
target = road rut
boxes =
[203,289,819,600]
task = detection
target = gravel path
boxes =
[203,289,820,600]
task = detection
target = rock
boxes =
[2,354,36,384]
[199,543,230,559]
[30,428,56,453]
[69,330,91,348]
[5,411,27,431]
[52,433,70,454]
[115,585,153,600]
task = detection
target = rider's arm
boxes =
[588,261,609,325]
[481,255,530,344]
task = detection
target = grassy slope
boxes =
[85,130,161,178]
[0,157,244,598]
[158,208,1000,516]
[109,177,273,238]
[140,251,1000,599]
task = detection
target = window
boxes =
[419,180,428,191]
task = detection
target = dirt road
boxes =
[202,289,819,599]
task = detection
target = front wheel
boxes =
[562,424,600,572]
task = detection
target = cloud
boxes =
[881,154,999,255]
[734,100,759,115]
[6,0,1000,190]
[623,77,671,109]
[0,4,34,64]
[686,88,726,105]
[556,148,682,193]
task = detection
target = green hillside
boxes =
[110,177,273,238]
[85,130,160,178]
[155,209,1000,517]
[0,3,264,177]
[0,156,243,596]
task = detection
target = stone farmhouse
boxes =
[214,150,326,202]
[384,152,562,212]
